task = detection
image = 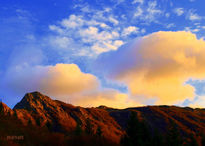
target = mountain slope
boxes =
[0,91,204,145]
[0,102,13,116]
[13,92,123,143]
[110,106,205,137]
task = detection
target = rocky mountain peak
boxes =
[13,91,56,111]
[0,101,13,115]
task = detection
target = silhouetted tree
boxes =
[36,118,41,126]
[14,110,18,118]
[188,134,198,146]
[46,121,52,131]
[96,126,102,137]
[28,118,32,125]
[152,129,165,146]
[201,134,205,146]
[75,122,82,136]
[166,120,182,146]
[85,118,93,135]
[121,111,152,146]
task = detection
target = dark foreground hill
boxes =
[0,91,205,145]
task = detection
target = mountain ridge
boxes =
[1,91,205,145]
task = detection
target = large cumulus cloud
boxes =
[3,64,99,96]
[2,63,139,108]
[95,31,205,105]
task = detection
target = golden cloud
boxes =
[69,89,142,109]
[4,63,141,108]
[96,31,205,105]
[39,64,99,96]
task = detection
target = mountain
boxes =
[0,91,205,145]
[0,102,13,116]
[13,92,123,143]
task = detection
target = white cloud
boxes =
[146,1,162,21]
[49,13,123,56]
[91,39,123,54]
[49,25,64,34]
[133,1,162,23]
[165,13,170,18]
[122,26,139,36]
[166,23,175,28]
[134,7,143,18]
[188,96,205,108]
[47,0,169,58]
[100,23,110,28]
[132,0,144,4]
[187,10,202,21]
[192,28,200,32]
[51,36,71,49]
[108,16,119,25]
[113,40,124,47]
[79,27,119,44]
[61,15,84,29]
[141,28,146,33]
[174,8,184,16]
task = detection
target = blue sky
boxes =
[1,0,205,108]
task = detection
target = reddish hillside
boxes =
[13,92,123,143]
[110,106,205,137]
[0,91,204,145]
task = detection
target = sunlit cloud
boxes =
[173,8,184,16]
[70,89,142,109]
[3,64,99,96]
[95,31,205,105]
[2,63,140,108]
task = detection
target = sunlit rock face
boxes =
[12,91,123,143]
[0,101,13,116]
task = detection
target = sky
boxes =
[0,0,205,108]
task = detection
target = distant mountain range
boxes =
[0,91,205,145]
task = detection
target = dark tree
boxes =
[152,129,165,146]
[121,111,152,146]
[28,118,32,125]
[46,121,52,131]
[36,118,41,126]
[75,122,82,136]
[201,134,205,146]
[166,120,182,146]
[189,134,198,146]
[14,110,18,118]
[96,126,102,137]
[85,118,93,135]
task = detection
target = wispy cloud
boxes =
[132,0,144,5]
[122,26,139,36]
[133,1,162,23]
[173,8,184,16]
[186,9,202,21]
[48,4,150,57]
